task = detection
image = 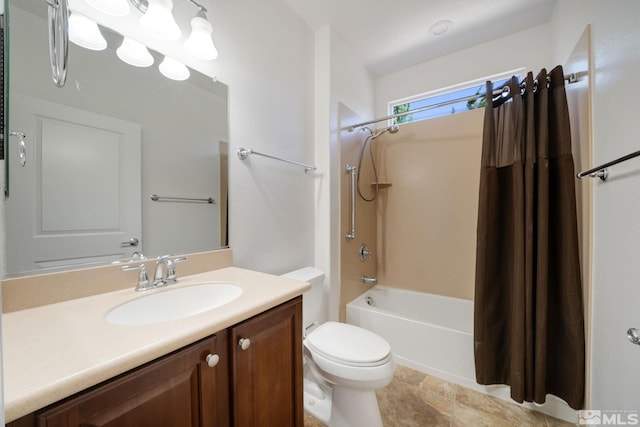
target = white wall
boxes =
[375,24,552,118]
[314,26,375,321]
[551,0,640,412]
[219,0,315,273]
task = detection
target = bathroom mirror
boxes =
[5,0,229,276]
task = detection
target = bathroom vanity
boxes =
[2,252,309,426]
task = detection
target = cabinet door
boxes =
[36,332,229,427]
[230,297,303,427]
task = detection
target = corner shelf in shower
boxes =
[371,182,392,188]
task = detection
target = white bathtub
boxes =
[346,285,576,423]
[346,285,475,385]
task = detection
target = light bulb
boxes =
[69,12,107,51]
[184,15,218,61]
[140,0,181,41]
[117,38,154,67]
[86,0,130,16]
[159,57,190,81]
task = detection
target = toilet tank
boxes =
[281,267,326,330]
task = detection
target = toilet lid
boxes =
[306,322,391,367]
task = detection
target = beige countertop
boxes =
[2,266,310,423]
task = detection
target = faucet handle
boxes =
[121,263,151,291]
[165,256,187,285]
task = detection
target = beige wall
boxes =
[375,110,483,301]
[338,104,378,321]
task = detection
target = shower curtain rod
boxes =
[345,72,585,132]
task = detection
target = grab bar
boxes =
[576,149,640,182]
[237,147,317,173]
[150,194,215,204]
[345,164,356,240]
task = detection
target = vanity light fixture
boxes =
[129,0,219,61]
[159,56,190,80]
[184,5,218,60]
[116,37,155,67]
[69,12,107,51]
[139,0,182,41]
[85,0,131,17]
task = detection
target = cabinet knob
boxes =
[205,353,220,368]
[238,338,251,350]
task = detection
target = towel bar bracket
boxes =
[590,169,608,182]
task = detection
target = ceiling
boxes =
[282,0,558,76]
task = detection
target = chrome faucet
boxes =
[361,275,377,284]
[122,255,187,291]
[153,255,187,287]
[121,263,153,292]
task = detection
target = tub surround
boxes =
[374,112,483,302]
[1,251,310,423]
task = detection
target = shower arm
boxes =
[345,164,356,240]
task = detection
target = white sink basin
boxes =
[105,283,242,325]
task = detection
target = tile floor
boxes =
[303,365,575,427]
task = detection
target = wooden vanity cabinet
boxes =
[230,297,303,427]
[6,297,303,427]
[33,331,230,427]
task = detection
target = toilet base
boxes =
[329,386,383,427]
[304,376,331,424]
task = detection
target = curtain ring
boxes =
[533,79,539,93]
[47,0,69,87]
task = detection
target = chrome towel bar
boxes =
[577,149,640,182]
[237,147,316,173]
[150,194,215,204]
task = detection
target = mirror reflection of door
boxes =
[7,95,142,274]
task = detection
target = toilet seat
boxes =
[306,321,391,367]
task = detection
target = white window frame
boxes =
[387,68,526,126]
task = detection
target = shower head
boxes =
[361,126,376,137]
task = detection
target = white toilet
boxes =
[281,267,394,427]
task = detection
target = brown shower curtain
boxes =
[474,66,585,410]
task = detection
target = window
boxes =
[389,70,524,125]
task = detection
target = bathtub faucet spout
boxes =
[361,275,377,284]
